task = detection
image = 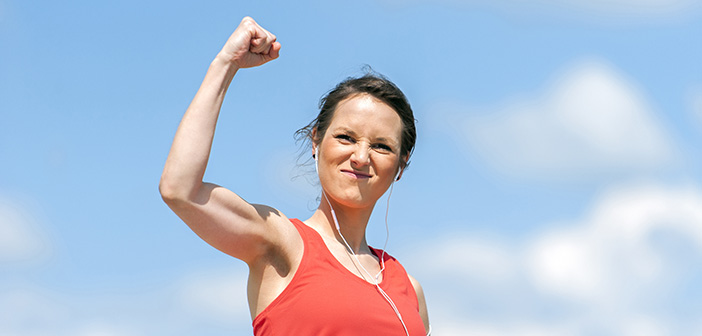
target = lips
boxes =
[341,169,372,179]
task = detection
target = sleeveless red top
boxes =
[252,218,426,335]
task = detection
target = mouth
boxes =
[341,169,372,179]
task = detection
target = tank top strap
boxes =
[288,218,310,244]
[369,246,420,310]
[288,218,355,274]
[288,218,331,261]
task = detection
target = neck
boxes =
[309,194,376,254]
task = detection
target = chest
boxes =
[254,253,424,336]
[319,235,385,284]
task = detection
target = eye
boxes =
[372,143,393,153]
[334,134,355,143]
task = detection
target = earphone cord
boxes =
[376,180,394,281]
[322,184,409,336]
[314,155,409,335]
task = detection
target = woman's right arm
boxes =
[159,17,289,265]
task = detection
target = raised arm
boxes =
[159,17,289,264]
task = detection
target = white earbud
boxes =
[314,151,319,174]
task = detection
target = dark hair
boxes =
[295,71,417,170]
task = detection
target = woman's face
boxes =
[315,94,404,209]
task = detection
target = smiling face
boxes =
[314,94,404,210]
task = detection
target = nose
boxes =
[350,144,370,167]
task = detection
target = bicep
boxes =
[408,274,430,334]
[164,182,287,264]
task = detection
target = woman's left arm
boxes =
[408,274,430,335]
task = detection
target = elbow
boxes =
[159,178,178,204]
[159,175,189,205]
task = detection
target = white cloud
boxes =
[432,319,571,336]
[175,269,250,322]
[0,286,142,336]
[73,323,139,336]
[526,227,608,300]
[0,269,253,336]
[383,0,702,20]
[0,287,140,336]
[412,183,702,335]
[617,316,672,336]
[688,86,702,129]
[418,234,516,287]
[526,184,702,304]
[457,59,677,181]
[0,287,69,334]
[529,0,698,17]
[0,197,51,264]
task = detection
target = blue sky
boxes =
[2,0,702,335]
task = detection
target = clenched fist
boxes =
[216,17,281,69]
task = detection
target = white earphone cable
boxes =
[316,153,409,335]
[376,179,394,281]
[324,194,410,336]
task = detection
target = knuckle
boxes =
[241,17,256,28]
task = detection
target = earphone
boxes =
[314,149,410,336]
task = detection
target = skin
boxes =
[159,16,429,333]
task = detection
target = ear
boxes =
[311,128,318,159]
[396,155,409,181]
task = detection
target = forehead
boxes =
[327,94,402,140]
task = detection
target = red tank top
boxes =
[252,218,426,335]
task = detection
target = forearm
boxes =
[160,56,239,201]
[160,16,280,202]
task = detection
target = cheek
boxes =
[375,157,401,175]
[322,142,353,161]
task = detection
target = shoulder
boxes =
[250,205,304,259]
[407,274,425,302]
[408,274,430,334]
[247,207,305,279]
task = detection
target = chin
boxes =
[331,192,378,210]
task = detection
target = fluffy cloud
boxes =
[526,184,702,304]
[513,0,698,18]
[73,323,139,336]
[419,235,516,287]
[689,86,702,129]
[0,269,253,336]
[457,59,677,181]
[175,269,250,322]
[386,0,702,20]
[414,183,702,335]
[0,197,51,264]
[0,287,69,336]
[0,286,142,336]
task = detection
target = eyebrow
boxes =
[375,136,398,146]
[332,127,358,137]
[332,127,399,146]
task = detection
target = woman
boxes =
[160,17,430,335]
